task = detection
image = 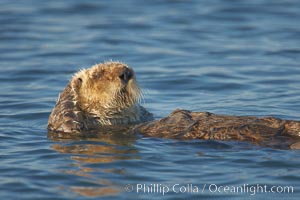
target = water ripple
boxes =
[0,0,300,199]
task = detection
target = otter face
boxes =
[71,62,141,114]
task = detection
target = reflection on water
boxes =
[51,135,138,197]
[70,186,119,198]
[48,125,139,197]
[52,143,139,162]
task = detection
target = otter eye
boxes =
[91,71,103,80]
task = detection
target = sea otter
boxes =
[48,62,153,133]
[48,62,300,149]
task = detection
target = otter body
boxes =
[135,109,300,149]
[48,62,300,149]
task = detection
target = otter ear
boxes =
[71,77,82,91]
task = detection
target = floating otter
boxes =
[48,62,300,149]
[48,62,153,133]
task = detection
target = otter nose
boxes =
[119,67,133,83]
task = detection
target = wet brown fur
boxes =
[135,109,300,149]
[48,62,300,149]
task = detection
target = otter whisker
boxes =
[139,89,147,105]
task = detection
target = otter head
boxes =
[70,62,141,121]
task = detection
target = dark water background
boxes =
[1,0,300,199]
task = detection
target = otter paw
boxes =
[57,120,83,133]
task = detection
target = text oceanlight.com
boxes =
[124,183,294,196]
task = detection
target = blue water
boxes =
[0,0,300,199]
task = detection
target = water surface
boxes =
[0,0,300,199]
